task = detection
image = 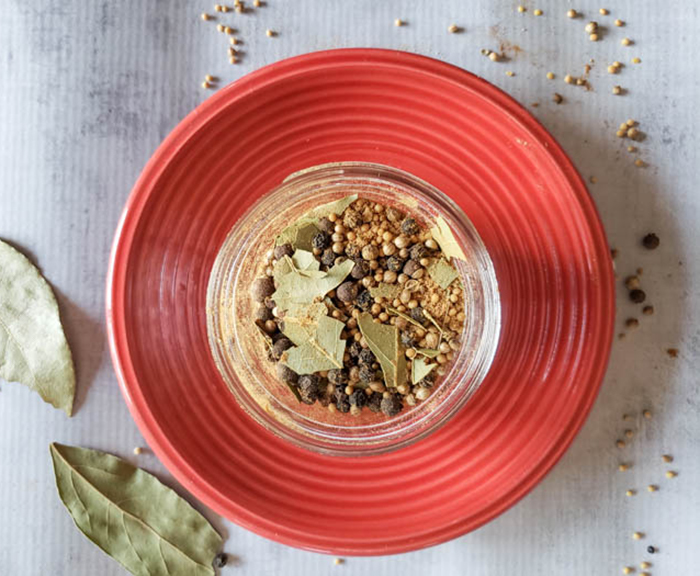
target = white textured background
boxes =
[1,1,699,575]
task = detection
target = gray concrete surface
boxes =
[1,1,699,574]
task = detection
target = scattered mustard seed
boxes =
[216,23,225,32]
[214,4,223,11]
[534,9,543,16]
[619,463,630,472]
[640,562,651,569]
[599,8,609,15]
[201,12,212,20]
[633,532,644,540]
[642,305,654,315]
[394,18,404,27]
[590,176,597,184]
[626,318,639,328]
[625,429,634,438]
[133,446,143,455]
[546,71,555,80]
[616,439,626,448]
[505,70,515,77]
[622,568,633,575]
[564,74,574,84]
[489,51,500,62]
[266,28,275,37]
[448,24,460,33]
[229,56,237,64]
[666,470,678,479]
[615,18,624,26]
[628,145,637,152]
[567,9,577,18]
[607,65,619,74]
[517,5,526,12]
[552,92,563,104]
[205,74,216,82]
[623,413,631,421]
[235,4,243,12]
[585,21,598,33]
[612,86,622,95]
[333,558,344,565]
[667,348,679,358]
[201,81,211,89]
[640,572,650,576]
[632,57,641,64]
[643,409,652,419]
[647,484,658,492]
[621,37,632,46]
[229,36,238,45]
[589,33,599,41]
[634,159,646,168]
[221,4,230,12]
[662,454,673,463]
[626,489,636,497]
[254,0,261,6]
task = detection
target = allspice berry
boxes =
[336,281,359,303]
[642,233,660,250]
[252,277,275,301]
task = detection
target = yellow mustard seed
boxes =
[229,36,238,45]
[621,37,632,46]
[640,562,650,569]
[201,12,212,20]
[229,56,237,64]
[627,145,636,152]
[505,70,515,77]
[662,454,673,463]
[632,57,641,64]
[647,484,658,492]
[133,446,143,455]
[589,33,599,41]
[626,118,636,126]
[599,8,609,15]
[225,26,233,34]
[517,5,526,12]
[607,65,618,74]
[214,4,222,11]
[625,429,633,438]
[534,9,543,16]
[564,74,574,84]
[643,409,652,419]
[615,18,624,26]
[625,489,636,496]
[612,85,622,95]
[394,18,404,27]
[333,558,344,565]
[632,532,644,540]
[622,568,633,575]
[567,9,577,18]
[613,60,622,67]
[216,23,225,32]
[221,4,230,11]
[640,573,650,576]
[585,21,598,33]
[254,0,261,6]
[205,74,215,82]
[448,24,459,33]
[666,470,677,478]
[616,439,626,448]
[489,51,500,62]
[619,463,630,472]
[266,28,275,37]
[635,159,646,168]
[546,71,555,79]
[590,176,597,184]
[616,130,626,138]
[235,4,243,12]
[201,81,210,89]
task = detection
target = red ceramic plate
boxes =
[107,49,614,555]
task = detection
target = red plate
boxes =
[107,49,614,555]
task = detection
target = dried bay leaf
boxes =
[305,194,358,220]
[283,315,346,374]
[49,443,222,576]
[0,239,75,415]
[357,312,407,388]
[369,283,402,300]
[272,258,354,312]
[427,258,459,289]
[280,302,328,346]
[430,216,467,261]
[422,308,445,334]
[412,356,436,384]
[291,249,321,272]
[416,348,440,358]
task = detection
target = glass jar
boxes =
[207,162,500,456]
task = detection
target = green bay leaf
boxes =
[357,312,407,388]
[283,315,346,374]
[281,302,328,346]
[305,194,358,220]
[416,348,440,358]
[291,249,320,272]
[0,239,75,415]
[272,258,354,312]
[275,195,358,249]
[430,216,467,261]
[49,443,222,576]
[369,283,402,300]
[422,308,444,334]
[427,258,459,289]
[412,356,436,384]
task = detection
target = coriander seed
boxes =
[621,37,632,46]
[567,9,577,18]
[599,8,609,15]
[533,9,543,16]
[546,71,555,80]
[517,5,526,12]
[394,18,404,27]
[448,24,459,33]
[615,18,624,26]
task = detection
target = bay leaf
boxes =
[304,194,358,220]
[272,258,354,312]
[416,348,440,358]
[430,216,467,261]
[369,283,402,300]
[281,302,328,346]
[283,315,346,374]
[427,258,459,289]
[422,308,444,334]
[412,356,436,385]
[357,312,407,388]
[49,443,222,576]
[0,239,75,416]
[291,249,320,272]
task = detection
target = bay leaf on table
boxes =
[282,315,346,374]
[280,302,328,346]
[426,257,459,289]
[275,194,358,249]
[0,239,75,415]
[429,216,467,261]
[369,283,402,300]
[272,258,354,312]
[357,312,408,388]
[412,356,437,385]
[49,443,223,576]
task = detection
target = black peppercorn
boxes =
[271,337,293,361]
[336,394,351,413]
[629,289,646,303]
[642,233,659,250]
[317,217,335,234]
[381,393,403,417]
[328,369,348,385]
[273,243,294,260]
[321,248,336,267]
[349,388,368,407]
[647,546,656,554]
[356,290,373,310]
[359,364,375,382]
[358,348,376,365]
[213,553,228,568]
[400,331,415,347]
[401,217,420,236]
[348,341,363,358]
[367,393,382,412]
[276,363,298,384]
[410,306,425,324]
[298,374,320,404]
[345,244,360,259]
[386,255,404,272]
[312,232,330,250]
[409,243,427,260]
[350,260,369,279]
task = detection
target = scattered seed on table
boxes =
[201,12,213,20]
[225,26,233,34]
[589,33,599,41]
[667,348,679,358]
[394,18,404,27]
[201,81,211,89]
[333,558,344,565]
[624,429,633,438]
[214,4,222,11]
[662,454,673,463]
[642,305,654,315]
[626,489,636,496]
[564,74,574,84]
[448,24,460,33]
[632,57,641,64]
[642,233,659,249]
[630,289,646,303]
[612,86,622,95]
[621,37,632,46]
[254,0,261,6]
[205,74,216,82]
[622,568,633,575]
[266,28,275,37]
[611,248,619,259]
[625,318,639,328]
[643,409,652,419]
[229,56,237,64]
[553,92,563,104]
[647,484,658,492]
[628,145,637,152]
[615,18,624,26]
[647,546,656,554]
[665,470,678,478]
[505,70,515,76]
[633,532,644,540]
[640,573,650,576]
[590,176,597,184]
[489,51,500,62]
[567,9,577,18]
[534,9,543,16]
[133,446,143,455]
[623,413,631,421]
[517,5,526,12]
[640,562,651,569]
[619,463,631,472]
[216,23,225,32]
[616,439,626,448]
[546,71,555,79]
[608,64,619,74]
[585,21,598,33]
[634,159,646,168]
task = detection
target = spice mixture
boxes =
[250,195,465,418]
